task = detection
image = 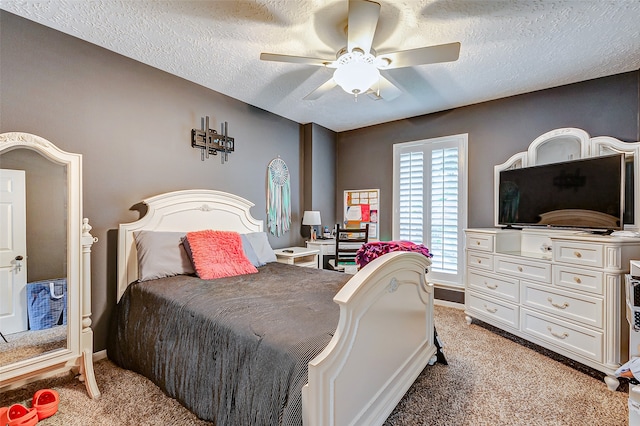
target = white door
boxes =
[0,169,28,334]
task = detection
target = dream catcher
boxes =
[267,157,291,236]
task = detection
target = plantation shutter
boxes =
[398,151,424,243]
[430,148,459,274]
[393,134,467,288]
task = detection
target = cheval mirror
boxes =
[0,132,99,398]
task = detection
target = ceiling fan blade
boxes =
[303,77,337,100]
[378,42,461,69]
[367,75,402,101]
[260,53,335,67]
[347,0,381,54]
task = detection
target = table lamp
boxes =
[302,210,321,241]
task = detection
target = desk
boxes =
[305,239,335,269]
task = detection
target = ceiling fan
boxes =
[260,0,460,101]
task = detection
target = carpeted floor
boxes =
[0,306,629,425]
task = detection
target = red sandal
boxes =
[32,388,59,420]
[2,403,38,426]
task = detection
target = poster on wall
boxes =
[343,189,379,240]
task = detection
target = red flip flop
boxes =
[32,388,60,420]
[3,404,38,426]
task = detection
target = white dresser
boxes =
[465,227,640,390]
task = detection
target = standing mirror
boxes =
[0,132,99,398]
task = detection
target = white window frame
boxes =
[392,134,468,288]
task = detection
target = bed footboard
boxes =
[302,251,435,426]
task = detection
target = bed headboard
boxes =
[117,189,263,300]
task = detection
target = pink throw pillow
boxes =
[185,230,258,280]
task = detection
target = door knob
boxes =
[14,255,24,272]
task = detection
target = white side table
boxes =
[274,247,319,268]
[306,239,335,269]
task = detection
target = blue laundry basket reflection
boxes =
[26,278,67,330]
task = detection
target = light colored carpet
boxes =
[0,306,628,425]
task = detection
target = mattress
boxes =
[107,262,351,425]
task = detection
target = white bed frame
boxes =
[117,189,436,426]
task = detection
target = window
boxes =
[393,134,468,288]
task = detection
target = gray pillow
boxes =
[134,231,195,281]
[244,232,277,264]
[241,234,264,267]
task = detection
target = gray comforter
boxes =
[107,262,351,425]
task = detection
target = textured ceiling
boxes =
[2,1,640,132]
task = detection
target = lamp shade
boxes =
[302,210,322,226]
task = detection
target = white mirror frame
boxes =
[0,132,99,398]
[494,128,640,231]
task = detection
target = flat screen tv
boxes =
[498,154,626,231]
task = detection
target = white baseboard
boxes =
[434,299,464,310]
[93,349,107,362]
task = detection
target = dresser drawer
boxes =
[494,255,551,283]
[553,241,603,268]
[467,270,519,303]
[521,308,603,362]
[521,282,603,328]
[466,232,494,252]
[553,265,603,295]
[466,292,519,329]
[467,251,493,271]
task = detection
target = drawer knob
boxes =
[476,241,481,245]
[485,282,498,290]
[547,297,569,309]
[547,326,569,339]
[477,259,482,264]
[483,304,497,313]
[573,277,582,284]
[517,266,523,272]
[574,251,582,258]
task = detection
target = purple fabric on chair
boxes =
[355,241,433,269]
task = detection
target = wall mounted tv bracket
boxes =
[191,116,234,164]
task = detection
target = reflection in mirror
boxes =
[593,138,639,230]
[534,136,582,165]
[0,148,67,367]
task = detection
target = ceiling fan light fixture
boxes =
[333,50,380,95]
[260,0,461,102]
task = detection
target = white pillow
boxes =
[244,232,277,264]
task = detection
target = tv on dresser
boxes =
[498,153,626,232]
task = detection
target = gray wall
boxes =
[337,71,640,239]
[1,11,309,351]
[303,123,337,236]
